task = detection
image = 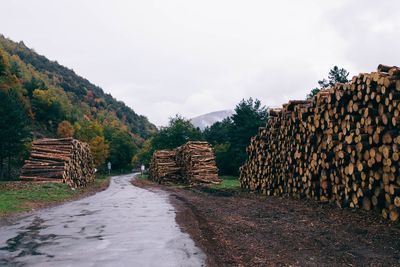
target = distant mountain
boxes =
[0,34,157,141]
[191,110,234,130]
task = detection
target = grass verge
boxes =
[210,176,240,190]
[137,174,149,180]
[133,173,240,191]
[0,174,110,217]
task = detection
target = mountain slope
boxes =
[191,110,234,130]
[0,34,158,178]
[0,34,157,140]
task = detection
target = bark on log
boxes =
[149,141,220,185]
[20,138,95,188]
[239,64,400,221]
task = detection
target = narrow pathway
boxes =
[0,174,205,267]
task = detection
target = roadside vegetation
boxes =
[137,174,149,180]
[210,176,240,190]
[136,172,240,191]
[0,174,110,216]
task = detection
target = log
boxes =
[149,141,221,185]
[239,64,400,221]
[20,138,95,188]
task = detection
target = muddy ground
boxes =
[132,179,400,267]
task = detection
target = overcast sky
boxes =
[1,0,399,126]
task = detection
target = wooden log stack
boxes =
[240,65,400,222]
[20,138,95,188]
[149,141,221,185]
[175,141,221,185]
[148,150,182,184]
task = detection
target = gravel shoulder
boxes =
[132,178,400,267]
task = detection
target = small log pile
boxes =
[20,138,95,188]
[149,141,221,185]
[176,141,220,184]
[148,150,181,184]
[240,65,400,221]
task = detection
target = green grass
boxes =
[0,173,110,216]
[135,173,240,190]
[95,172,109,180]
[137,174,149,180]
[211,176,240,189]
[0,183,79,215]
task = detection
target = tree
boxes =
[89,136,109,167]
[203,117,233,145]
[57,120,74,137]
[0,48,10,76]
[23,76,46,97]
[31,88,68,126]
[227,98,268,175]
[202,98,268,176]
[151,114,203,150]
[108,130,137,169]
[307,66,350,99]
[132,139,153,167]
[212,143,231,175]
[133,115,202,167]
[73,120,111,167]
[0,89,30,180]
[0,48,19,92]
[74,120,104,142]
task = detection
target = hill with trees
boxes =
[0,35,157,180]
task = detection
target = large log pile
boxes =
[149,141,221,185]
[240,65,400,221]
[20,138,95,188]
[176,141,220,184]
[148,150,181,184]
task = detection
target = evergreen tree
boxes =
[0,89,30,180]
[227,98,268,175]
[151,115,203,150]
[203,117,232,145]
[307,66,350,99]
[203,98,268,175]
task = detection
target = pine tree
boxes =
[227,98,268,175]
[307,66,350,99]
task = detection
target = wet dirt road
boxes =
[0,174,205,267]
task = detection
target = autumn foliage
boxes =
[57,121,74,138]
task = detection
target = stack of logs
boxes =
[20,138,95,188]
[149,141,221,185]
[148,150,181,184]
[240,65,400,221]
[176,141,220,184]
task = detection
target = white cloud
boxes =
[0,0,399,125]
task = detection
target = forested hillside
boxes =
[0,35,157,179]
